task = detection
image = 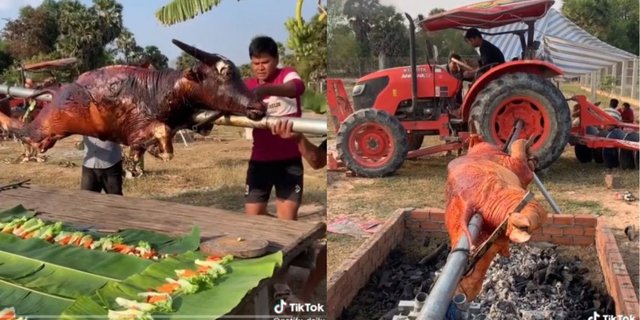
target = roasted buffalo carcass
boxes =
[0,39,266,161]
[444,137,548,300]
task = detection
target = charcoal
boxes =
[344,243,613,320]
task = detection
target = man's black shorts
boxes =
[245,158,304,203]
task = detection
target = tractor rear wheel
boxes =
[337,109,408,177]
[603,128,624,169]
[469,73,571,170]
[574,144,593,163]
[619,132,638,170]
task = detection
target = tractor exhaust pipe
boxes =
[404,13,418,115]
[0,85,327,135]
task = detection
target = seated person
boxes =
[462,28,505,79]
[446,53,467,107]
[618,102,635,124]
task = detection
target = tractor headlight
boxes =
[352,84,365,96]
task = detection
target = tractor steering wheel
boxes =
[473,63,499,81]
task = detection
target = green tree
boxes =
[416,8,477,64]
[562,0,639,55]
[1,0,60,60]
[175,51,199,70]
[239,63,252,78]
[143,46,169,69]
[284,12,327,86]
[0,40,15,76]
[368,5,409,68]
[327,24,359,76]
[114,28,143,63]
[56,0,125,71]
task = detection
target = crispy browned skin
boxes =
[0,39,266,161]
[444,138,548,300]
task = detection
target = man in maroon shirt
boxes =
[243,36,306,221]
[618,102,635,124]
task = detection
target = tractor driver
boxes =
[462,28,505,79]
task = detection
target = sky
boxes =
[0,0,319,66]
[378,0,563,17]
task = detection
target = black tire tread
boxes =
[469,72,571,170]
[336,109,408,177]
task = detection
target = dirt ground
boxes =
[0,121,328,304]
[327,139,640,295]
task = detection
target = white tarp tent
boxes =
[477,8,638,79]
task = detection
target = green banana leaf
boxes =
[0,241,113,299]
[114,226,201,255]
[0,205,201,254]
[0,280,74,318]
[0,232,152,279]
[61,251,284,319]
[0,204,36,221]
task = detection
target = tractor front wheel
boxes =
[408,133,424,151]
[337,109,408,177]
[469,73,571,170]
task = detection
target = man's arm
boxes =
[254,70,305,99]
[271,119,326,169]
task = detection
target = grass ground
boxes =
[326,82,640,296]
[1,124,326,214]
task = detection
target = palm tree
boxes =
[155,0,326,26]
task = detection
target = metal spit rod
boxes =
[419,213,484,320]
[193,111,327,135]
[503,118,562,214]
[0,85,328,135]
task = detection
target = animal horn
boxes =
[172,39,221,65]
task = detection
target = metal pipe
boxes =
[0,85,52,101]
[414,292,427,313]
[0,85,328,135]
[532,174,562,214]
[191,111,327,135]
[419,213,483,320]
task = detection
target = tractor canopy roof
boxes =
[418,0,554,31]
[22,57,77,72]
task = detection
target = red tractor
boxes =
[327,0,638,177]
[0,57,77,122]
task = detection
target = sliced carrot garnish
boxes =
[23,231,36,239]
[157,283,180,293]
[147,295,168,303]
[113,244,132,254]
[58,236,72,245]
[180,269,198,278]
[197,265,211,273]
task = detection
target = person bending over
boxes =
[78,136,124,195]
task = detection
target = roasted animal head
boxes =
[506,200,547,243]
[172,39,266,121]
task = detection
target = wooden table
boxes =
[0,184,326,317]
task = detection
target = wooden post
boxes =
[591,71,598,102]
[611,63,617,95]
[621,60,628,97]
[632,58,638,101]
